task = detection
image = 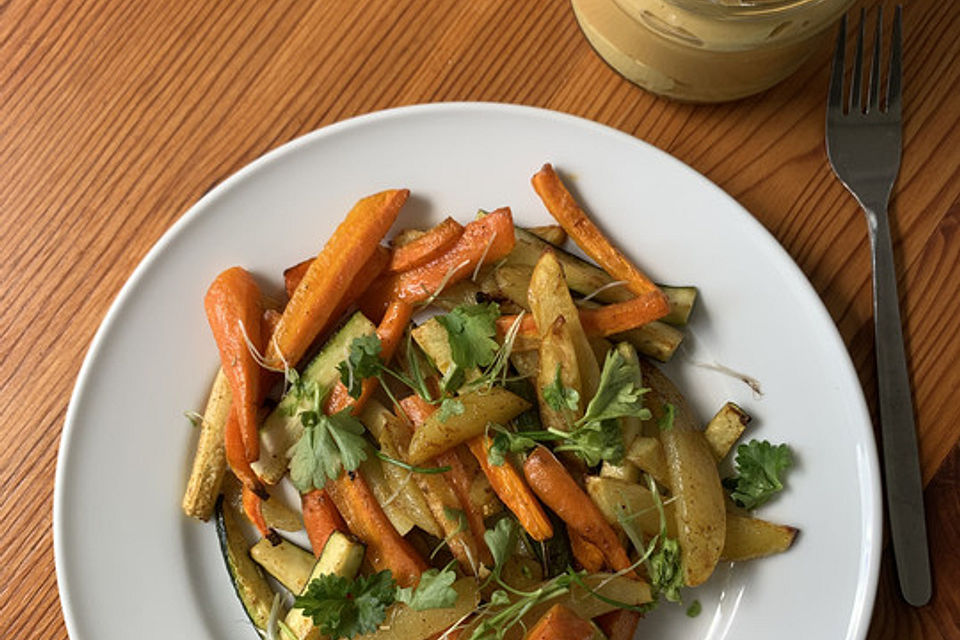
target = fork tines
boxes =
[829,5,902,116]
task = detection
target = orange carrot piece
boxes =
[261,308,282,340]
[577,292,667,336]
[326,471,428,587]
[400,396,492,566]
[224,405,266,496]
[467,436,554,541]
[324,300,414,415]
[388,217,464,273]
[568,527,605,573]
[265,189,408,369]
[523,446,635,576]
[498,289,668,339]
[531,164,665,300]
[302,489,348,557]
[525,604,595,640]
[285,246,392,336]
[283,258,313,299]
[312,299,426,586]
[595,610,642,640]
[205,267,263,462]
[242,484,273,539]
[360,208,516,319]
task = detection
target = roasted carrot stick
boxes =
[467,435,554,541]
[388,217,464,273]
[282,258,313,298]
[224,405,267,499]
[326,471,428,587]
[312,298,426,586]
[242,484,274,540]
[568,527,605,573]
[324,300,414,415]
[283,246,391,332]
[497,291,668,340]
[595,610,642,640]
[205,267,263,462]
[302,489,348,557]
[525,604,596,640]
[400,396,492,566]
[360,208,515,319]
[265,189,408,370]
[531,164,665,300]
[523,446,635,576]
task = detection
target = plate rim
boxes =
[53,101,882,640]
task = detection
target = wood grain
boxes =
[0,0,957,638]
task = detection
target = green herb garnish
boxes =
[296,566,459,639]
[289,408,369,492]
[724,439,793,510]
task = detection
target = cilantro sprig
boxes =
[724,439,793,510]
[487,349,650,467]
[337,333,436,405]
[289,408,370,492]
[295,566,459,640]
[436,303,526,396]
[435,301,501,382]
[470,517,651,640]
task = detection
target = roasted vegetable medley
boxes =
[182,164,797,640]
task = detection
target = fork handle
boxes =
[867,203,932,607]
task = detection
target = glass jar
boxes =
[572,0,854,102]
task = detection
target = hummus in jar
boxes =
[572,0,853,102]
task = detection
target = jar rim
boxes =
[666,0,846,19]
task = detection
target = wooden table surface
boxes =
[1,0,958,637]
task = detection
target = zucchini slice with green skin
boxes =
[509,228,698,326]
[284,532,366,639]
[253,311,376,484]
[214,495,276,632]
[250,537,316,594]
[659,285,697,326]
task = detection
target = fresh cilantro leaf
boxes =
[436,302,501,372]
[338,334,383,399]
[725,440,793,510]
[437,398,465,423]
[649,537,683,603]
[295,571,396,639]
[486,426,542,466]
[488,589,510,606]
[395,565,458,611]
[542,364,580,412]
[686,600,702,617]
[484,517,518,577]
[555,419,624,467]
[657,403,676,432]
[579,349,650,425]
[289,409,370,492]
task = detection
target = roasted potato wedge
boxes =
[528,251,600,398]
[537,315,582,432]
[585,476,678,539]
[407,387,530,464]
[526,224,567,246]
[721,513,798,561]
[356,578,480,640]
[644,362,725,587]
[704,402,751,461]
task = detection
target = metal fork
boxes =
[826,6,931,607]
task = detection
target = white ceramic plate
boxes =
[55,103,881,640]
